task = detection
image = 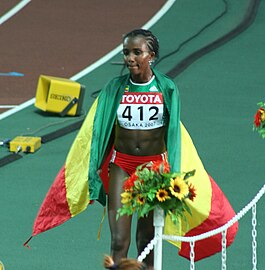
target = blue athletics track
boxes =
[1,1,265,269]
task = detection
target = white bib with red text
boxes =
[117,92,164,130]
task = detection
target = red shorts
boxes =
[110,149,167,175]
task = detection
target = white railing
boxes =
[138,183,265,270]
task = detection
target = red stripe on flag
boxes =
[32,165,72,236]
[179,175,238,261]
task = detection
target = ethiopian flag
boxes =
[26,69,238,260]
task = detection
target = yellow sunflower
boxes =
[121,192,132,204]
[136,194,145,205]
[156,189,170,202]
[260,109,265,122]
[169,177,189,200]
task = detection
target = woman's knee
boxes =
[111,233,131,253]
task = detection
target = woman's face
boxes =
[123,36,155,82]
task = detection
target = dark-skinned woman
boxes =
[97,29,180,270]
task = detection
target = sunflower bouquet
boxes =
[117,159,196,224]
[253,102,265,138]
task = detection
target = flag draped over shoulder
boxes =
[26,69,238,261]
[26,68,179,242]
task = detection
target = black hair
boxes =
[123,29,159,59]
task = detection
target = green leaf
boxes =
[184,169,196,180]
[183,202,192,216]
[138,202,152,217]
[147,192,156,201]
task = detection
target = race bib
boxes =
[117,92,164,130]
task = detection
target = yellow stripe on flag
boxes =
[164,122,212,247]
[65,99,98,217]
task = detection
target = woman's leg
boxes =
[108,163,132,263]
[136,212,154,270]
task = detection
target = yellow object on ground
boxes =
[9,136,41,153]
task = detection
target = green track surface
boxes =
[1,1,265,269]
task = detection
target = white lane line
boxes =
[0,100,34,120]
[0,0,176,121]
[0,0,31,25]
[0,105,17,108]
[71,0,176,81]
